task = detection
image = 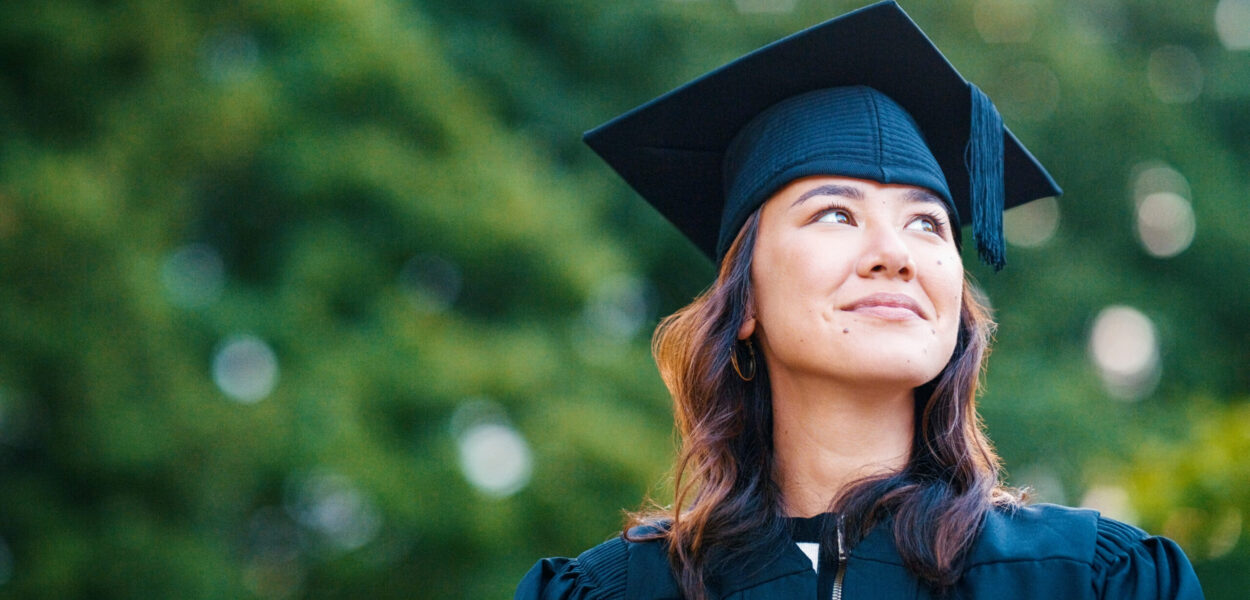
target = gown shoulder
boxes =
[1092,514,1204,600]
[965,504,1203,599]
[515,523,677,600]
[514,535,630,600]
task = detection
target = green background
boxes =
[0,0,1247,597]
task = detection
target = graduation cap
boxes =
[584,0,1061,270]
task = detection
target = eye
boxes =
[905,214,944,236]
[815,206,854,225]
[906,216,936,233]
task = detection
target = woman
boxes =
[517,2,1203,599]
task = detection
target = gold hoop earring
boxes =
[730,339,756,381]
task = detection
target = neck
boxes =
[769,372,915,518]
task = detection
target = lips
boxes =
[841,293,926,321]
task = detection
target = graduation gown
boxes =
[514,503,1204,599]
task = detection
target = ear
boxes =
[737,311,756,340]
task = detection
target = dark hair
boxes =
[627,209,1019,598]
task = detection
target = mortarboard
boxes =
[583,0,1061,270]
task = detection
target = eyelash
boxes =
[914,210,950,237]
[812,202,854,225]
[811,203,951,238]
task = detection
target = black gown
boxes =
[515,503,1204,599]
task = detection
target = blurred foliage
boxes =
[0,0,1246,598]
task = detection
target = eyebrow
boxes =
[904,188,946,208]
[791,183,948,213]
[791,184,864,208]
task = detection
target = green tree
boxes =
[0,0,1246,598]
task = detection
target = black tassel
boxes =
[965,83,1006,271]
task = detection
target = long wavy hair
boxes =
[627,209,1020,598]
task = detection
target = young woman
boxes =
[516,2,1203,599]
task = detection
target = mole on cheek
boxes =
[936,260,943,266]
[842,328,850,334]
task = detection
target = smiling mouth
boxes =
[841,293,925,321]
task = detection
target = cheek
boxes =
[750,252,842,345]
[932,249,961,270]
[937,285,964,353]
[762,241,836,298]
[752,263,806,332]
[778,235,857,287]
[925,259,964,330]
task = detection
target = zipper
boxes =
[831,517,847,600]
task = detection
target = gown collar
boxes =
[705,514,904,596]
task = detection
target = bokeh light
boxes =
[1081,484,1139,524]
[1136,192,1196,258]
[212,335,280,404]
[1215,0,1250,50]
[583,274,653,342]
[458,424,533,498]
[399,254,462,314]
[1147,45,1204,104]
[284,470,382,552]
[161,243,226,309]
[1208,509,1244,559]
[1004,196,1061,247]
[1013,464,1066,504]
[1133,162,1192,201]
[974,0,1038,44]
[1132,162,1196,258]
[1088,306,1160,400]
[451,399,533,498]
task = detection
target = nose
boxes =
[855,224,915,280]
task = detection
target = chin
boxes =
[827,343,952,389]
[848,360,945,389]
